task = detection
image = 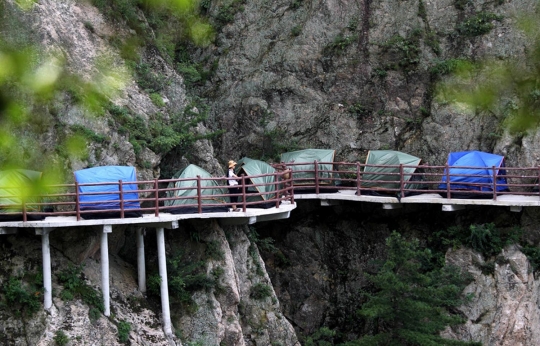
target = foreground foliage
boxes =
[437,7,540,132]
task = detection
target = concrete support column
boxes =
[37,228,53,310]
[156,227,172,335]
[136,228,146,293]
[101,225,112,316]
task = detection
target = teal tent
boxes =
[165,164,228,213]
[0,169,45,220]
[362,150,424,192]
[279,149,336,186]
[235,157,277,206]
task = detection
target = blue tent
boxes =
[438,151,508,192]
[74,166,141,217]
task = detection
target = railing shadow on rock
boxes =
[0,171,295,222]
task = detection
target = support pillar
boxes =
[136,228,146,293]
[37,228,53,310]
[101,225,112,316]
[156,227,172,335]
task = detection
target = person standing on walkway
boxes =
[228,160,241,211]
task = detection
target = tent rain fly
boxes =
[165,164,228,213]
[235,157,277,206]
[279,149,336,186]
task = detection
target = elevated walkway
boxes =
[4,159,540,336]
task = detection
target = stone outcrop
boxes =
[0,222,299,345]
[0,231,172,346]
[445,245,540,346]
[163,220,299,346]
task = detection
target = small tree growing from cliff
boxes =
[350,231,480,346]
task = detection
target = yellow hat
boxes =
[228,160,237,168]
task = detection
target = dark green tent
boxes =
[236,157,277,206]
[362,150,424,190]
[279,149,335,186]
[165,164,228,213]
[0,169,44,220]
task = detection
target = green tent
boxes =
[236,157,277,205]
[279,149,336,185]
[165,164,228,213]
[362,150,424,190]
[0,169,44,219]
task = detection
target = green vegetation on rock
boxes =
[250,282,272,300]
[57,264,105,317]
[1,274,42,316]
[437,10,540,132]
[456,12,503,37]
[350,231,480,346]
[53,330,69,346]
[117,320,131,343]
[147,242,225,313]
[379,29,422,72]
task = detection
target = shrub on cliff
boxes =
[350,231,480,346]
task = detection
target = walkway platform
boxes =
[294,190,540,212]
[0,203,296,233]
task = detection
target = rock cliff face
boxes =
[1,0,540,345]
[257,203,540,345]
[0,222,300,345]
[202,0,539,168]
[445,245,540,346]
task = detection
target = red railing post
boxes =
[275,172,280,208]
[314,160,319,194]
[492,166,497,201]
[356,162,361,196]
[399,164,404,198]
[289,170,295,205]
[154,178,159,216]
[241,175,247,212]
[197,176,202,214]
[537,166,540,197]
[75,181,81,221]
[446,163,451,199]
[119,180,124,218]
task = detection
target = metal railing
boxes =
[0,171,295,222]
[274,161,540,200]
[3,160,540,222]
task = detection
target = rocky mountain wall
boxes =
[202,0,539,167]
[1,0,540,345]
[256,201,540,345]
